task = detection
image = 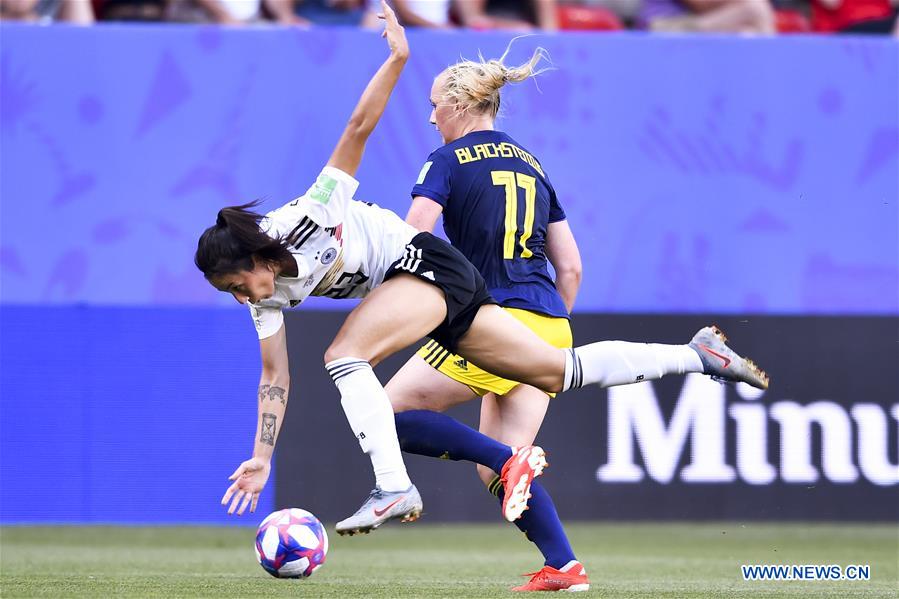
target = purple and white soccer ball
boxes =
[255,508,328,579]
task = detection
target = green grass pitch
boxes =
[1,523,896,598]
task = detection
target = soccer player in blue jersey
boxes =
[381,47,590,592]
[376,48,764,591]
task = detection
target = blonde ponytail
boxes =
[440,44,550,118]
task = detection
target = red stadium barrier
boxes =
[775,9,812,33]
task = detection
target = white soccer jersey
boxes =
[249,166,417,339]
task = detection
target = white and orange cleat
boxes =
[512,560,590,592]
[500,445,548,522]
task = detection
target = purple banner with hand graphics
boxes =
[1,26,896,313]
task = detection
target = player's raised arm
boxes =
[326,0,408,177]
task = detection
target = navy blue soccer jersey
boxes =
[412,130,568,318]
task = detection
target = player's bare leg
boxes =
[455,305,769,393]
[386,354,478,413]
[326,274,447,535]
[389,360,550,521]
[325,273,447,366]
[480,388,590,590]
[454,305,566,391]
[477,387,547,473]
[479,388,549,522]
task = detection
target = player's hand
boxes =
[221,457,271,516]
[378,0,408,60]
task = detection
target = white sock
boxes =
[559,560,586,575]
[326,357,412,492]
[563,342,703,391]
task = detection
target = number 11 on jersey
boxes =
[492,170,536,260]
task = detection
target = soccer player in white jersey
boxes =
[195,0,769,534]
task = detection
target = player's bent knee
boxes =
[527,372,563,395]
[506,349,566,394]
[545,377,563,394]
[387,393,415,413]
[322,344,343,365]
[323,342,370,366]
[540,351,567,393]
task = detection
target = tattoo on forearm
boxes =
[268,386,287,405]
[257,384,270,404]
[261,413,277,446]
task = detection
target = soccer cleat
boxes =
[512,560,590,592]
[689,325,769,390]
[500,445,548,522]
[335,485,423,536]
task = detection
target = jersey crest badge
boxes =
[321,248,337,265]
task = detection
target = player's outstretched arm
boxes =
[327,0,408,177]
[221,325,290,515]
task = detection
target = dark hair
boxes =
[194,201,292,278]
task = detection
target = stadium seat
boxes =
[775,9,812,33]
[557,5,624,31]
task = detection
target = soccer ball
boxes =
[255,508,328,578]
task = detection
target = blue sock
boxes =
[395,410,576,569]
[395,410,511,474]
[494,478,577,570]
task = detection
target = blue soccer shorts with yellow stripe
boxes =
[415,307,572,397]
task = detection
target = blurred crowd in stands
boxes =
[1,0,897,35]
